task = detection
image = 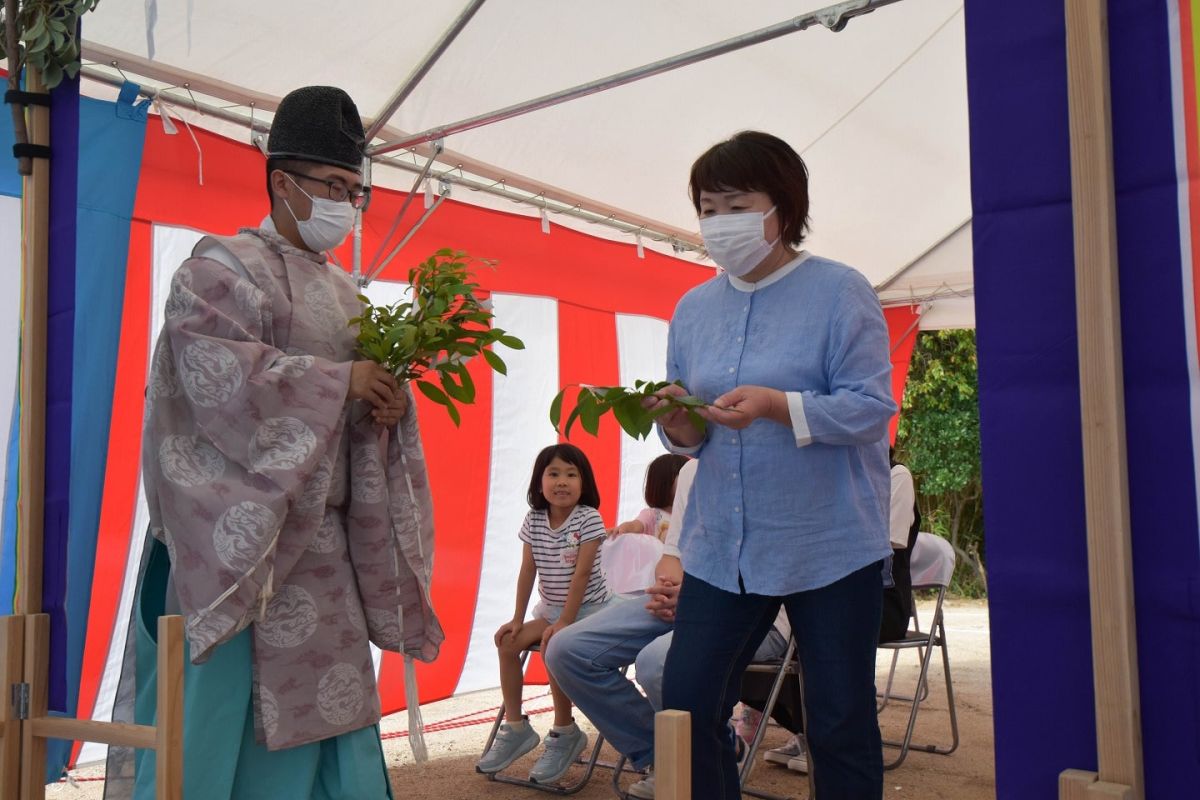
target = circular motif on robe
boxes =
[365,607,401,649]
[345,592,367,632]
[159,434,226,487]
[164,267,194,320]
[249,417,317,473]
[186,610,237,652]
[294,457,333,518]
[258,584,319,649]
[212,501,278,572]
[307,509,341,554]
[258,686,279,740]
[303,280,346,335]
[147,344,180,400]
[351,445,385,504]
[179,340,244,408]
[317,663,365,726]
[267,354,315,378]
[233,278,265,320]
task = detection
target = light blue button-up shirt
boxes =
[661,253,896,595]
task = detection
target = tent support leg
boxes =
[1060,0,1144,797]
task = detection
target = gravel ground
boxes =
[47,599,994,799]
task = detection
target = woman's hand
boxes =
[540,619,567,649]
[644,575,681,622]
[371,390,409,427]
[494,619,522,647]
[644,383,704,447]
[701,385,789,430]
[349,361,398,410]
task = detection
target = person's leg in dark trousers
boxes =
[784,561,885,799]
[661,574,780,800]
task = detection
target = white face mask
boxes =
[699,207,780,277]
[283,174,357,253]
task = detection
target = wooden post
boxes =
[1062,1,1144,798]
[15,65,50,617]
[19,615,48,800]
[1061,769,1100,800]
[156,616,184,800]
[0,616,25,799]
[654,710,690,800]
[16,616,183,794]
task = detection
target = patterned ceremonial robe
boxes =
[142,227,443,750]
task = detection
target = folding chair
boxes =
[738,634,814,800]
[876,532,961,770]
[480,644,619,795]
[608,639,810,800]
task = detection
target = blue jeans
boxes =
[634,626,788,714]
[543,596,673,769]
[662,563,885,800]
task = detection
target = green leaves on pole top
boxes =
[350,248,524,426]
[0,1,99,89]
[550,380,708,440]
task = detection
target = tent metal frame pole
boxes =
[1058,0,1144,798]
[76,64,703,252]
[363,140,445,280]
[874,217,971,292]
[363,188,450,287]
[368,0,905,157]
[364,0,487,142]
[78,66,271,134]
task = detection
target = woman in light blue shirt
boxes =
[652,131,896,799]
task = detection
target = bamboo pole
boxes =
[1061,1,1144,797]
[16,65,50,617]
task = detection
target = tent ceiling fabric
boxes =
[82,0,971,307]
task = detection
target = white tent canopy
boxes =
[79,0,972,323]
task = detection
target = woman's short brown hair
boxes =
[688,131,811,247]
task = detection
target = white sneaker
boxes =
[626,769,655,799]
[476,719,540,774]
[787,751,809,774]
[764,733,805,766]
[529,725,588,785]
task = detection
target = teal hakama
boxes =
[130,541,394,800]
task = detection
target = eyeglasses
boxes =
[280,169,372,210]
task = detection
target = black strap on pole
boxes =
[6,90,53,160]
[12,143,50,159]
[4,90,50,107]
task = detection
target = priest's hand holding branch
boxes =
[349,360,399,410]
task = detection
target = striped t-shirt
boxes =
[519,505,610,607]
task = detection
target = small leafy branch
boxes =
[351,249,524,425]
[549,380,709,440]
[1,0,99,174]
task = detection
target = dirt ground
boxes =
[49,599,994,800]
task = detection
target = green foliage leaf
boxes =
[497,334,525,350]
[549,379,710,441]
[893,329,985,597]
[354,249,507,426]
[549,388,566,431]
[482,348,507,375]
[415,379,451,407]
